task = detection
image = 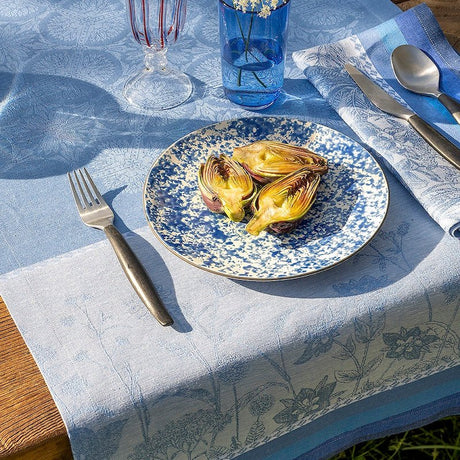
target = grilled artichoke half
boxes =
[198,153,257,222]
[246,168,321,236]
[233,140,328,184]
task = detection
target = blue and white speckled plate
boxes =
[144,117,389,281]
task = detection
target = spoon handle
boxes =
[438,93,460,124]
[408,115,460,170]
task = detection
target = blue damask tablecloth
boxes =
[0,0,459,459]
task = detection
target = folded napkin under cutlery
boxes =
[344,63,460,170]
[293,4,460,237]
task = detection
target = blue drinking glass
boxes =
[219,0,291,110]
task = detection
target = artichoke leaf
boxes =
[233,140,328,183]
[246,168,321,236]
[198,153,256,222]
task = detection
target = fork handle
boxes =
[104,225,174,326]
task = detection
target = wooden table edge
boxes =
[0,298,71,459]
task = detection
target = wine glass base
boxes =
[123,67,193,111]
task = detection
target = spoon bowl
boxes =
[391,44,460,124]
[391,44,441,96]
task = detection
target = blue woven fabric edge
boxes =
[236,365,460,460]
[300,391,460,459]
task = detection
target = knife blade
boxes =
[344,63,460,170]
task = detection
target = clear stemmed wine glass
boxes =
[124,0,192,111]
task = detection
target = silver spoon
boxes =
[391,44,460,124]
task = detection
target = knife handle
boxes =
[438,93,460,125]
[104,224,174,326]
[408,115,460,170]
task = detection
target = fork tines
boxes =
[68,168,104,210]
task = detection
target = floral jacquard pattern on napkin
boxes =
[293,4,460,237]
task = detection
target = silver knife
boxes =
[344,63,460,170]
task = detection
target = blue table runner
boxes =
[0,1,459,459]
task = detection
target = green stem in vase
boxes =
[252,71,267,87]
[244,13,254,60]
[233,8,266,88]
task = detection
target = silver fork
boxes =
[68,168,173,327]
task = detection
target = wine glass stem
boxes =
[144,47,168,72]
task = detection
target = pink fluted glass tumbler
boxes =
[124,0,192,111]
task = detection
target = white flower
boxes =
[236,0,249,11]
[232,0,286,16]
[258,4,271,17]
